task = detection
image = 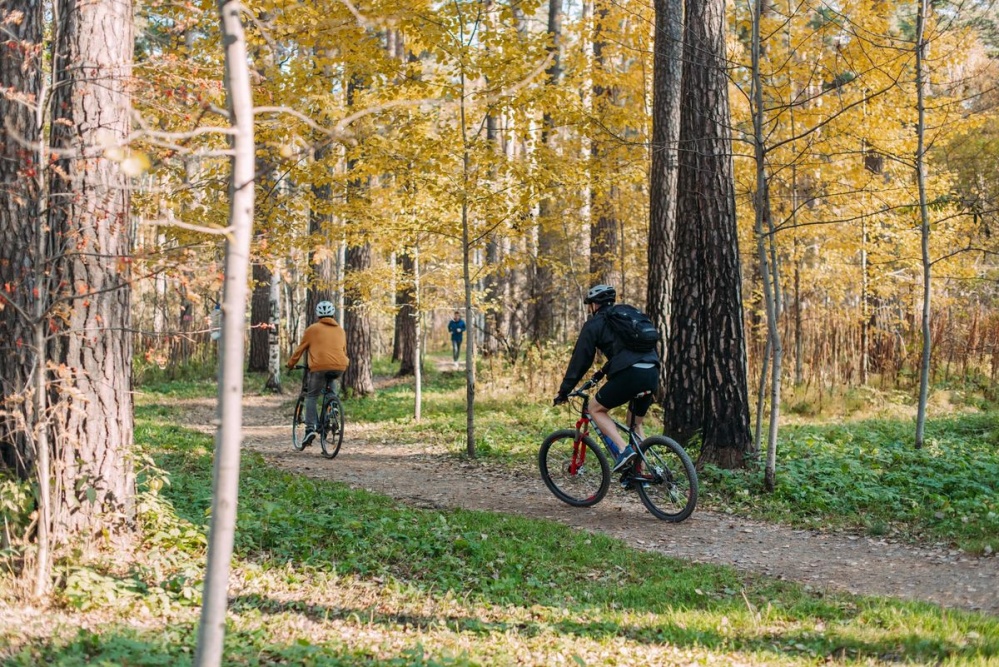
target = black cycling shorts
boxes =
[594,365,659,416]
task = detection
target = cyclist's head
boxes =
[315,300,336,318]
[584,284,616,307]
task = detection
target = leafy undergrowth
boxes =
[699,416,999,554]
[2,413,997,666]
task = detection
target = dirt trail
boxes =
[180,390,998,616]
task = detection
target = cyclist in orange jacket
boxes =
[287,300,350,445]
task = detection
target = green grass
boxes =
[700,415,999,553]
[3,394,998,666]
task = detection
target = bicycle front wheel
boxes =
[320,395,344,459]
[633,435,698,522]
[292,396,307,451]
[539,429,610,507]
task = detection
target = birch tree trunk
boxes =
[913,0,932,449]
[266,266,282,392]
[194,0,255,661]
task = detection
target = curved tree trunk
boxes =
[46,0,136,541]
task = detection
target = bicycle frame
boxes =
[568,379,643,471]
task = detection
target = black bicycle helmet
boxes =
[583,284,616,305]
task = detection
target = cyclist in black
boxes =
[553,284,660,471]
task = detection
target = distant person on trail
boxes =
[448,310,466,365]
[287,300,349,446]
[553,284,660,472]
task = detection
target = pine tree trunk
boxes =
[590,2,620,287]
[46,0,136,540]
[0,0,42,475]
[394,252,417,376]
[647,0,683,402]
[530,0,563,342]
[344,243,375,396]
[248,263,270,372]
[666,0,752,467]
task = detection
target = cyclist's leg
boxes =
[591,377,632,454]
[304,371,324,431]
[625,367,659,441]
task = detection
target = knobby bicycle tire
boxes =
[320,395,344,459]
[292,396,308,451]
[633,435,698,522]
[539,429,610,507]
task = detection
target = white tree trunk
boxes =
[266,266,282,392]
[194,0,255,662]
[914,0,932,449]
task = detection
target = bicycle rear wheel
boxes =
[292,396,307,451]
[633,435,698,522]
[320,395,344,459]
[539,429,610,507]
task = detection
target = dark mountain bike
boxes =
[291,366,344,459]
[540,373,698,522]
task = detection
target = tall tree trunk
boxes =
[0,0,42,476]
[589,2,620,286]
[530,0,563,342]
[265,266,282,392]
[394,252,417,376]
[913,0,932,449]
[343,243,375,395]
[647,0,683,402]
[666,0,752,467]
[194,0,256,660]
[248,263,270,372]
[46,0,136,542]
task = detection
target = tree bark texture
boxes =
[665,0,752,467]
[46,0,136,539]
[646,0,683,401]
[248,263,270,372]
[530,0,563,343]
[343,243,374,396]
[393,252,417,376]
[590,4,621,288]
[0,0,43,474]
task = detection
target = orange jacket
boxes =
[287,318,350,372]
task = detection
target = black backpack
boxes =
[603,304,661,353]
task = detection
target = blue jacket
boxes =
[448,318,466,341]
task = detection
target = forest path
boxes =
[179,384,998,617]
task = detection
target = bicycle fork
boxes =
[570,417,591,475]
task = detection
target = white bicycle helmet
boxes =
[315,300,336,318]
[584,284,616,305]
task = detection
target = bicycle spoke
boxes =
[539,430,610,507]
[634,436,698,522]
